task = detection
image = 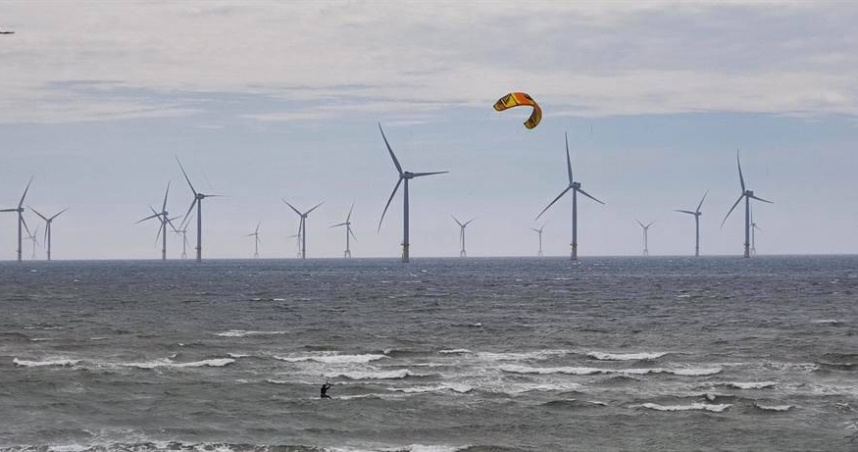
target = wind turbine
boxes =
[536,133,604,260]
[24,225,39,259]
[29,207,68,261]
[675,190,708,257]
[283,200,323,259]
[331,203,357,258]
[245,222,261,258]
[136,182,176,261]
[377,123,448,263]
[1,177,33,262]
[531,224,545,257]
[636,219,655,256]
[722,150,773,258]
[172,226,189,259]
[177,157,222,262]
[452,216,475,258]
[750,206,761,256]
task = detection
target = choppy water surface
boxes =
[1,257,857,451]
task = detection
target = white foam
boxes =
[266,379,290,385]
[811,319,843,324]
[13,358,80,367]
[274,353,387,364]
[724,381,777,389]
[228,353,251,358]
[501,365,722,377]
[587,351,668,361]
[754,403,793,412]
[120,358,235,369]
[439,349,472,354]
[635,402,732,412]
[325,369,412,380]
[389,383,473,394]
[215,330,286,337]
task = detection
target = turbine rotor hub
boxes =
[572,182,581,189]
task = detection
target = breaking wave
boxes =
[721,381,777,390]
[753,403,793,412]
[215,330,287,337]
[634,402,732,412]
[388,383,473,394]
[120,358,235,369]
[13,357,80,367]
[325,369,413,380]
[274,354,387,364]
[587,351,668,361]
[501,365,721,377]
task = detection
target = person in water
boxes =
[320,382,332,399]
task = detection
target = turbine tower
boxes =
[24,225,39,259]
[177,157,222,262]
[245,222,261,258]
[30,207,68,261]
[722,150,773,258]
[452,216,475,258]
[675,190,708,257]
[750,206,761,256]
[536,133,604,261]
[531,225,545,257]
[636,219,655,256]
[331,203,357,258]
[1,177,33,262]
[377,123,448,263]
[136,182,176,260]
[172,226,189,259]
[283,200,323,259]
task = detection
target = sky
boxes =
[1,0,858,260]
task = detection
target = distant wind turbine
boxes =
[172,226,189,259]
[675,190,708,257]
[331,203,357,258]
[722,150,773,258]
[377,123,448,263]
[1,177,33,262]
[536,133,604,260]
[136,182,177,260]
[30,207,68,261]
[452,216,475,257]
[750,205,761,256]
[245,222,261,258]
[177,157,223,262]
[636,219,655,256]
[283,200,323,259]
[531,224,545,257]
[24,225,39,259]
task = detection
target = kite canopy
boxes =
[493,92,542,129]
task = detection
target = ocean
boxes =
[1,256,857,451]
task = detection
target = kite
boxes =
[493,92,542,129]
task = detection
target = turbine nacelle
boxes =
[571,181,581,189]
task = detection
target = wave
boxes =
[215,330,287,337]
[274,354,387,364]
[634,402,732,412]
[13,358,80,367]
[228,353,251,358]
[501,365,721,377]
[720,381,777,390]
[388,383,473,394]
[120,358,235,369]
[476,350,570,362]
[1,443,469,452]
[439,349,472,355]
[325,369,412,380]
[587,351,668,361]
[542,399,608,408]
[753,403,793,412]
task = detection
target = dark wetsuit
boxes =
[320,383,332,399]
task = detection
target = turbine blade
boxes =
[346,202,355,222]
[305,201,324,215]
[175,157,198,196]
[753,224,763,231]
[29,206,49,222]
[165,215,180,232]
[636,219,645,228]
[452,216,463,227]
[136,213,160,224]
[378,177,403,231]
[536,186,571,220]
[18,176,33,209]
[155,220,163,245]
[255,222,260,234]
[464,218,476,227]
[577,188,605,205]
[646,220,655,228]
[0,208,18,212]
[531,228,540,233]
[180,198,197,229]
[50,208,69,221]
[696,189,709,213]
[378,123,404,175]
[21,215,31,236]
[749,195,773,204]
[349,226,358,242]
[565,132,573,184]
[736,150,745,192]
[282,199,302,216]
[162,181,171,212]
[330,222,347,228]
[721,195,744,228]
[411,171,448,178]
[675,209,697,215]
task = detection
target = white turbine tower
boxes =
[675,190,708,257]
[536,133,604,260]
[245,222,261,258]
[136,182,177,260]
[331,203,357,258]
[30,207,68,261]
[722,150,773,258]
[1,177,33,262]
[377,123,448,263]
[636,219,655,256]
[531,225,545,257]
[283,200,323,259]
[177,157,223,262]
[452,216,475,258]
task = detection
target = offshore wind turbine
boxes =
[177,158,222,262]
[531,225,545,257]
[283,200,323,259]
[245,222,261,258]
[377,123,448,263]
[30,207,68,261]
[1,177,33,262]
[750,206,761,256]
[24,225,39,259]
[536,133,604,261]
[136,182,176,260]
[452,216,475,258]
[636,220,655,256]
[722,150,773,258]
[172,226,189,259]
[331,203,357,258]
[675,190,708,257]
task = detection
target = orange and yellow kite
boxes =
[493,92,542,129]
